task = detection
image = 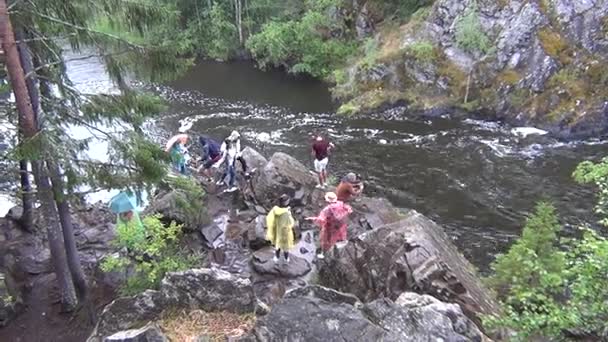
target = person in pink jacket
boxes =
[306,192,352,259]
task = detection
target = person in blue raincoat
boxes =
[109,192,145,250]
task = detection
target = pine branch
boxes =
[25,2,145,51]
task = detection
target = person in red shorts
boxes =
[311,135,334,189]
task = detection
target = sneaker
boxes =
[215,179,224,186]
[225,186,238,193]
[273,255,279,263]
[315,184,323,189]
[317,253,325,259]
[323,183,328,188]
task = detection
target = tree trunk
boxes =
[0,0,78,311]
[18,160,34,231]
[31,161,78,311]
[14,28,38,232]
[29,34,90,313]
[47,161,88,299]
[237,0,243,45]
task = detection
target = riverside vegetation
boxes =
[103,0,608,138]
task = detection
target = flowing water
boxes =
[20,57,608,271]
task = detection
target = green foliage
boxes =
[485,200,608,340]
[165,175,209,227]
[574,158,608,226]
[359,39,380,70]
[101,215,198,295]
[404,41,436,63]
[207,3,239,61]
[246,2,357,79]
[487,202,565,297]
[455,3,492,55]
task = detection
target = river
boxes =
[20,57,608,271]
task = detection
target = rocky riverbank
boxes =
[334,0,608,140]
[0,147,500,340]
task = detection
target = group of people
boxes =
[166,130,249,193]
[164,130,365,263]
[265,134,365,262]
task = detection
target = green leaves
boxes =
[485,201,608,340]
[101,214,199,296]
[455,2,492,55]
[246,0,356,79]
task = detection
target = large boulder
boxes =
[317,210,499,324]
[88,268,256,341]
[249,285,488,341]
[252,286,385,341]
[366,292,489,342]
[146,190,210,232]
[253,153,317,208]
[161,268,255,314]
[240,147,268,173]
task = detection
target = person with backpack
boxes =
[198,135,222,180]
[306,192,353,259]
[266,194,296,263]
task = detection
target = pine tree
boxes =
[1,0,189,312]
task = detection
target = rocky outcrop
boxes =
[317,209,499,324]
[249,285,488,341]
[88,268,256,341]
[337,0,608,139]
[146,189,210,232]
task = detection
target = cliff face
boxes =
[336,0,608,139]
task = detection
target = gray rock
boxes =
[240,147,268,173]
[254,153,317,208]
[89,268,256,341]
[160,268,256,314]
[251,248,312,278]
[521,41,559,92]
[317,210,499,325]
[364,292,487,341]
[247,216,269,250]
[495,2,548,69]
[89,290,167,342]
[355,2,374,38]
[250,285,488,342]
[252,286,385,341]
[104,322,168,342]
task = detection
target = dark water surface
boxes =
[75,58,607,271]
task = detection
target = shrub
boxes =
[455,3,492,55]
[101,215,199,295]
[404,41,436,63]
[484,163,608,340]
[246,0,356,79]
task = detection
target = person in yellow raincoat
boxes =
[266,194,295,263]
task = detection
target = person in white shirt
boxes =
[215,131,248,192]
